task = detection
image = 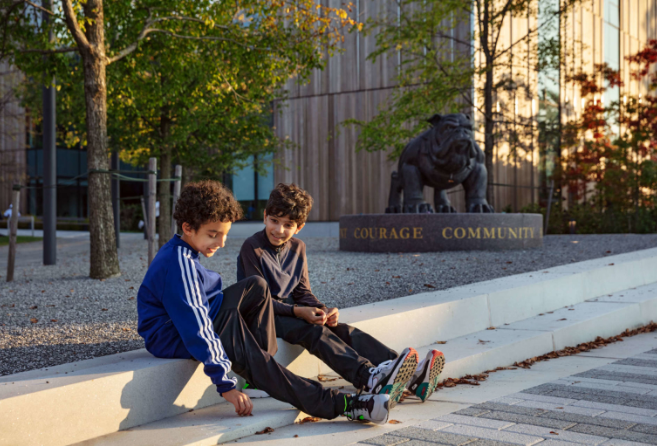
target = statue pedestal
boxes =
[339,213,543,252]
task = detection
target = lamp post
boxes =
[42,0,56,265]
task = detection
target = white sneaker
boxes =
[366,347,419,408]
[345,393,391,424]
[408,350,445,402]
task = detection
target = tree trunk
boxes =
[484,64,495,209]
[79,0,120,279]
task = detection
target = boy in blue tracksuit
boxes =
[137,180,391,423]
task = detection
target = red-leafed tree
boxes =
[559,40,657,232]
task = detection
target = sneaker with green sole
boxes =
[408,350,445,402]
[366,347,419,409]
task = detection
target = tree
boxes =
[345,0,576,208]
[1,0,359,276]
[558,40,657,232]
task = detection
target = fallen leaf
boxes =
[435,341,447,344]
[30,305,37,309]
[609,263,615,266]
[557,318,567,321]
[568,309,575,311]
[256,427,275,434]
[424,284,436,288]
[477,339,490,344]
[389,420,402,424]
[102,308,109,311]
[506,261,513,264]
[298,417,321,424]
[317,375,339,382]
[129,286,134,290]
[50,319,57,322]
[556,407,564,409]
[41,290,45,293]
[30,318,38,324]
[386,282,391,285]
[122,328,130,331]
[294,435,299,438]
[128,297,135,300]
[392,275,401,279]
[606,250,611,253]
[550,432,559,435]
[487,327,496,330]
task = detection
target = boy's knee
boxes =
[246,275,269,292]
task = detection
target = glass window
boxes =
[232,156,255,201]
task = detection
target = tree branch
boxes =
[19,46,77,54]
[60,0,89,52]
[19,0,54,15]
[107,13,261,65]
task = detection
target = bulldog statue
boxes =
[386,113,494,213]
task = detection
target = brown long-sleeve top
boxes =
[236,230,325,316]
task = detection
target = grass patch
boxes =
[0,236,43,246]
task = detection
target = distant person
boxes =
[3,204,20,220]
[137,181,392,424]
[236,183,445,406]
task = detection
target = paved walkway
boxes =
[229,332,657,446]
[360,353,657,445]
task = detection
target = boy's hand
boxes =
[294,306,327,325]
[322,307,339,327]
[222,389,253,416]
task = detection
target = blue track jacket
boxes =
[137,234,237,394]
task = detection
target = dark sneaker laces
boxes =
[345,395,375,421]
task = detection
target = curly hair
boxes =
[173,180,244,232]
[265,183,314,225]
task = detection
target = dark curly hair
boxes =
[265,183,313,225]
[173,180,244,232]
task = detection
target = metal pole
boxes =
[42,0,56,266]
[147,158,157,265]
[7,185,21,282]
[111,151,120,248]
[544,179,555,235]
[171,165,182,236]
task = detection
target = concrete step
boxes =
[62,283,657,446]
[73,397,308,446]
[3,248,657,446]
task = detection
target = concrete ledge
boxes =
[3,249,657,446]
[74,397,304,446]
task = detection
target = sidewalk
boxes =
[230,331,657,446]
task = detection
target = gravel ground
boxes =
[2,232,657,376]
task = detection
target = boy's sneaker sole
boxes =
[412,350,445,402]
[373,347,418,409]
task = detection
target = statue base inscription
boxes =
[339,213,543,252]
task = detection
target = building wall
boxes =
[273,0,657,221]
[0,61,26,215]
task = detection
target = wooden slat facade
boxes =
[274,0,657,221]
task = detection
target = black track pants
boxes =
[275,311,398,389]
[213,276,346,419]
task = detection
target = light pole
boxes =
[42,0,56,265]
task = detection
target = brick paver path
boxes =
[360,350,657,446]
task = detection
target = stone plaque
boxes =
[339,213,543,252]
